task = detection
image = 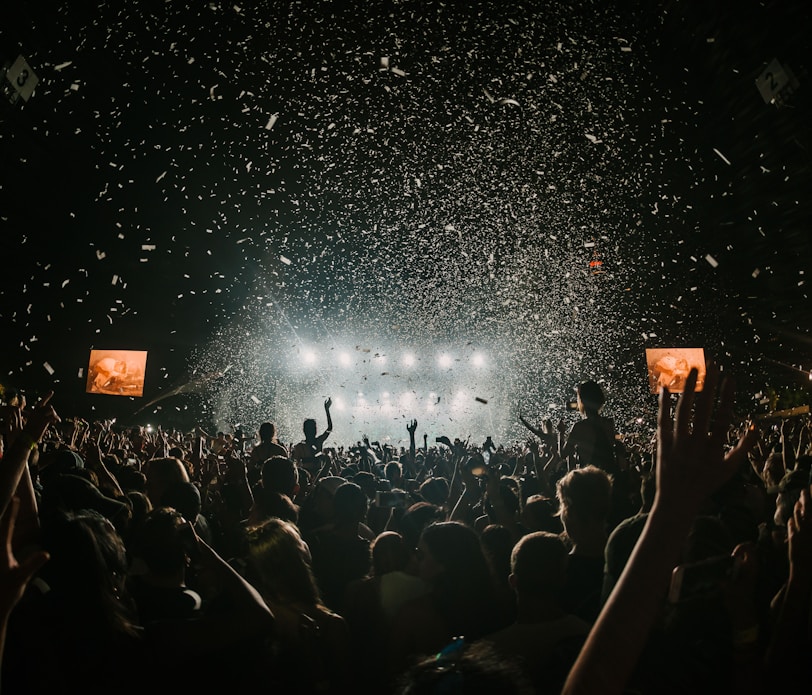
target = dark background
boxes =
[1,0,810,440]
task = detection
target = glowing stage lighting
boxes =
[302,348,317,365]
[402,353,415,367]
[471,353,485,367]
[339,352,352,367]
[438,353,453,369]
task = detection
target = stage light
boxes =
[333,396,346,411]
[402,353,415,367]
[303,348,317,365]
[471,353,485,367]
[339,352,352,367]
[438,353,453,369]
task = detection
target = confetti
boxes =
[712,148,732,165]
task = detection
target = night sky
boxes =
[2,0,810,444]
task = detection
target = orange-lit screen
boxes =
[86,349,148,397]
[645,348,706,394]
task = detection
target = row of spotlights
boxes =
[299,350,486,369]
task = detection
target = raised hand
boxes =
[407,419,418,436]
[655,364,758,517]
[22,391,60,442]
[324,397,332,411]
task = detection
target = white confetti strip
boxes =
[712,148,731,165]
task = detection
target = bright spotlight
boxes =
[402,353,415,367]
[303,349,317,365]
[472,353,485,367]
[339,352,352,367]
[438,353,453,369]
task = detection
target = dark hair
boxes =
[161,481,202,523]
[396,640,533,695]
[418,477,449,507]
[130,507,190,577]
[40,510,141,638]
[259,422,277,443]
[371,531,410,576]
[398,502,446,550]
[261,455,298,497]
[333,482,368,524]
[420,522,500,641]
[576,380,606,413]
[510,531,569,596]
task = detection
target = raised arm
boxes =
[324,397,333,435]
[561,365,758,695]
[0,393,60,521]
[406,419,418,478]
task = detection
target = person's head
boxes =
[418,521,489,586]
[261,455,299,497]
[520,495,563,534]
[303,417,317,440]
[509,531,569,599]
[762,452,785,489]
[486,478,521,522]
[418,477,449,507]
[333,481,369,525]
[385,461,403,486]
[129,507,193,581]
[145,457,190,507]
[40,509,140,636]
[371,531,411,576]
[418,522,501,640]
[556,465,613,539]
[258,421,277,444]
[254,490,300,524]
[352,470,378,501]
[161,481,202,523]
[397,502,446,551]
[479,524,514,583]
[396,640,533,695]
[576,380,606,415]
[246,517,321,606]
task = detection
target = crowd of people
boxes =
[0,365,810,694]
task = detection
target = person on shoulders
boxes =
[291,399,333,477]
[559,381,619,476]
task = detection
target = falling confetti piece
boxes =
[712,148,731,165]
[705,254,719,268]
[43,362,54,375]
